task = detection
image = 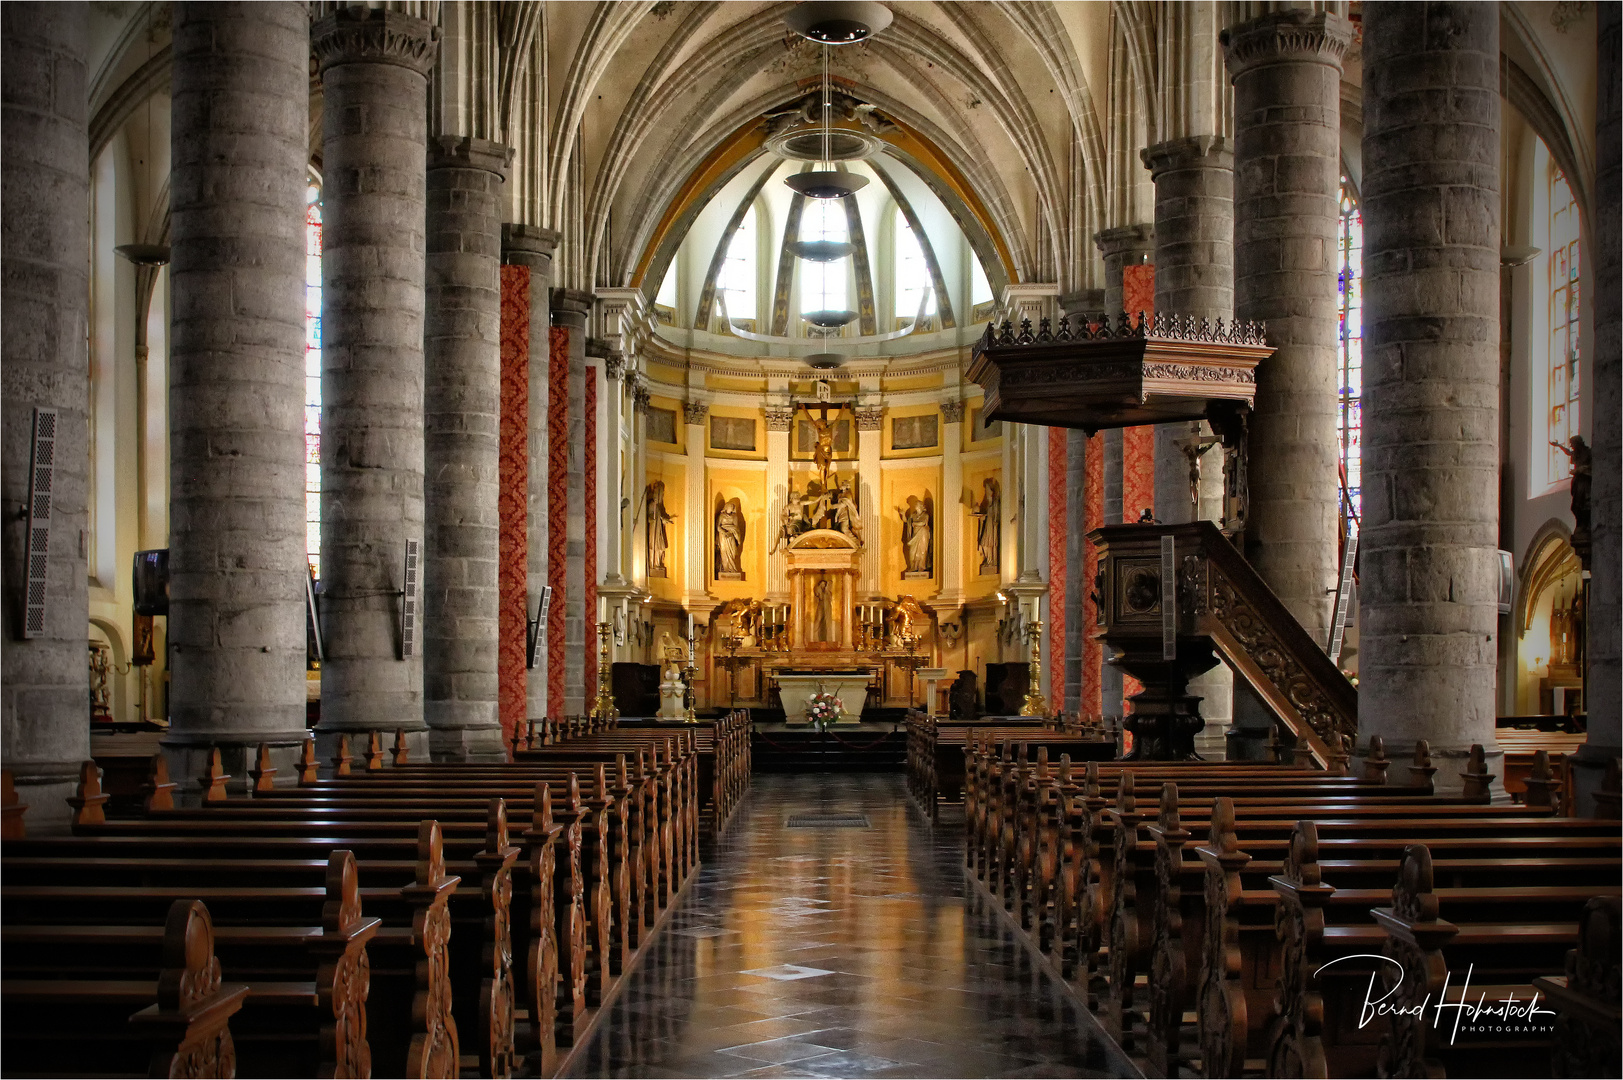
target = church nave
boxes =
[566,774,1131,1080]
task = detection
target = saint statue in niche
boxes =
[897,494,933,578]
[970,477,1001,575]
[714,496,745,579]
[646,480,675,578]
[813,577,833,642]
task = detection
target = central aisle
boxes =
[565,774,1136,1079]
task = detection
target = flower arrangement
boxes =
[805,690,844,731]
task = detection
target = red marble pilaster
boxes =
[584,368,598,700]
[1082,431,1104,716]
[1120,264,1156,714]
[1047,425,1067,708]
[498,266,531,750]
[547,326,569,718]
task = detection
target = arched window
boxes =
[718,203,757,324]
[1545,162,1581,487]
[799,198,848,315]
[1336,177,1362,526]
[894,214,936,319]
[305,183,322,578]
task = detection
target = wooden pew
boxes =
[2,898,250,1078]
[1533,895,1622,1077]
[1193,805,1620,1077]
[13,777,464,1080]
[74,759,577,1076]
[3,854,374,1078]
[1270,830,1618,1078]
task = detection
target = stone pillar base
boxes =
[161,732,312,802]
[428,727,509,763]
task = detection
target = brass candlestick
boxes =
[681,661,698,723]
[589,621,619,721]
[721,634,743,709]
[1020,619,1049,716]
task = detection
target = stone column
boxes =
[765,403,793,598]
[2,1,90,827]
[681,397,708,611]
[1358,2,1500,790]
[552,290,592,715]
[1093,225,1155,316]
[1578,0,1621,815]
[1143,136,1233,526]
[422,136,510,761]
[595,352,628,640]
[854,403,884,596]
[1143,134,1235,757]
[164,1,310,787]
[501,225,558,731]
[1101,427,1124,718]
[311,7,439,757]
[1222,10,1351,644]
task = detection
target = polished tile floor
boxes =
[564,774,1136,1079]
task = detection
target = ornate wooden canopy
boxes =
[965,313,1274,436]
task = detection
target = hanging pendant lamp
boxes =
[783,1,893,43]
[782,42,868,199]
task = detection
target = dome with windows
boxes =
[647,135,998,365]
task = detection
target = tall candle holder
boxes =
[681,661,698,722]
[1020,619,1049,717]
[589,621,619,721]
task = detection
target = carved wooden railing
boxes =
[1182,521,1358,761]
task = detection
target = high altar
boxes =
[658,396,953,723]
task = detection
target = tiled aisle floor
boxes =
[564,773,1136,1079]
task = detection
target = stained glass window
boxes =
[305,184,322,578]
[1336,178,1362,525]
[1546,163,1581,486]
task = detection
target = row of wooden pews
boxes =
[904,711,1116,822]
[962,736,1623,1078]
[511,710,751,839]
[3,712,751,1078]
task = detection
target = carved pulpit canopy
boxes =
[965,313,1274,438]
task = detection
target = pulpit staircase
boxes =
[1089,521,1356,766]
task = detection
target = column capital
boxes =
[311,7,439,78]
[428,135,513,178]
[764,405,795,431]
[502,224,560,267]
[550,288,593,329]
[940,399,965,424]
[1140,134,1233,180]
[853,404,885,431]
[683,400,709,425]
[1221,10,1353,80]
[1093,223,1156,260]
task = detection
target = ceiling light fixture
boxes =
[783,1,893,44]
[787,239,854,262]
[804,352,849,370]
[782,33,870,200]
